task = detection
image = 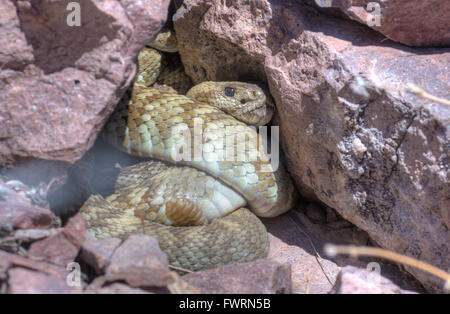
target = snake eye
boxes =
[224,87,235,97]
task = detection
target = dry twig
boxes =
[325,244,450,292]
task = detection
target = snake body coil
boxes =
[81,31,295,271]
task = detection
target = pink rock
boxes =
[182,259,291,294]
[0,250,66,277]
[0,0,170,167]
[310,0,450,47]
[80,235,122,274]
[104,234,174,287]
[61,214,87,248]
[86,281,151,294]
[27,214,86,267]
[0,250,79,293]
[8,268,80,294]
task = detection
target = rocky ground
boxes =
[0,0,448,294]
[0,177,422,294]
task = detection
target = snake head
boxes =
[186,81,274,125]
[147,28,178,53]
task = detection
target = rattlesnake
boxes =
[80,29,296,271]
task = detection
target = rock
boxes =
[86,271,199,294]
[173,0,449,292]
[308,0,450,47]
[85,278,151,294]
[86,271,200,294]
[0,229,59,254]
[104,234,174,287]
[28,214,86,267]
[173,0,269,84]
[93,283,152,294]
[61,214,87,247]
[0,250,68,277]
[80,235,122,274]
[0,181,54,230]
[120,0,171,49]
[332,266,418,294]
[8,267,80,294]
[0,250,80,293]
[0,0,170,169]
[182,259,291,294]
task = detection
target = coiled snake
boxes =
[80,30,296,271]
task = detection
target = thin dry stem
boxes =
[325,244,450,292]
[169,264,193,274]
[366,68,450,106]
[405,83,450,106]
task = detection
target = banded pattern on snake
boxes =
[80,29,296,271]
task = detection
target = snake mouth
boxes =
[232,97,274,126]
[238,81,276,124]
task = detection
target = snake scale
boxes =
[80,29,296,271]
